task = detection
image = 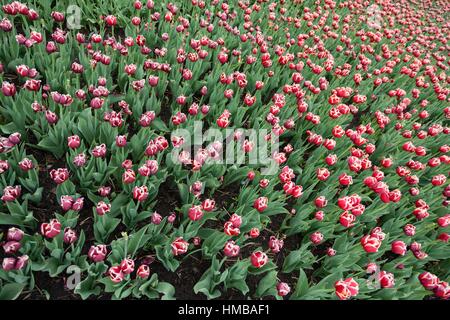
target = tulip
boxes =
[148,75,159,87]
[223,241,240,257]
[1,185,21,202]
[67,135,81,149]
[116,135,127,147]
[73,153,87,167]
[63,228,78,244]
[327,248,336,256]
[361,234,382,253]
[268,236,284,253]
[133,186,149,202]
[254,197,268,212]
[137,265,150,279]
[2,81,16,96]
[51,11,64,22]
[314,196,328,208]
[50,168,69,184]
[250,251,268,268]
[120,258,135,275]
[72,197,84,211]
[0,160,10,173]
[171,237,189,256]
[92,144,106,158]
[276,282,291,297]
[310,232,324,245]
[109,266,124,283]
[15,255,29,270]
[168,213,176,224]
[96,201,111,215]
[434,282,450,299]
[339,211,356,228]
[335,278,359,300]
[3,241,21,254]
[123,169,136,184]
[2,257,16,271]
[378,271,395,288]
[224,221,240,236]
[201,199,215,212]
[104,15,117,26]
[40,219,61,238]
[60,195,74,211]
[88,245,107,262]
[151,212,162,225]
[7,227,24,242]
[249,228,260,238]
[391,240,407,256]
[403,224,416,237]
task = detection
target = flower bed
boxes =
[0,0,449,300]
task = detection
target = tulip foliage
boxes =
[0,0,449,300]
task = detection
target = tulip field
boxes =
[0,0,449,301]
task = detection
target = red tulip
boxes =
[137,265,150,279]
[171,237,189,256]
[223,240,240,257]
[88,245,107,262]
[40,219,61,238]
[335,278,359,300]
[254,196,268,212]
[250,251,268,268]
[391,240,407,256]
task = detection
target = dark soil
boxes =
[23,270,80,300]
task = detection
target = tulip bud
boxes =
[120,258,135,275]
[391,240,407,256]
[40,219,61,238]
[223,240,240,257]
[254,197,268,212]
[63,228,78,244]
[151,212,162,225]
[171,237,189,256]
[18,158,34,171]
[60,195,74,211]
[3,241,21,254]
[378,271,395,288]
[137,265,150,279]
[277,282,291,297]
[15,255,29,270]
[2,257,16,271]
[8,132,21,145]
[7,227,24,242]
[250,251,268,268]
[98,186,111,197]
[72,197,84,211]
[67,135,81,149]
[88,244,108,262]
[249,228,260,238]
[109,265,124,283]
[96,201,111,215]
[327,248,336,256]
[168,213,176,224]
[116,135,127,147]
